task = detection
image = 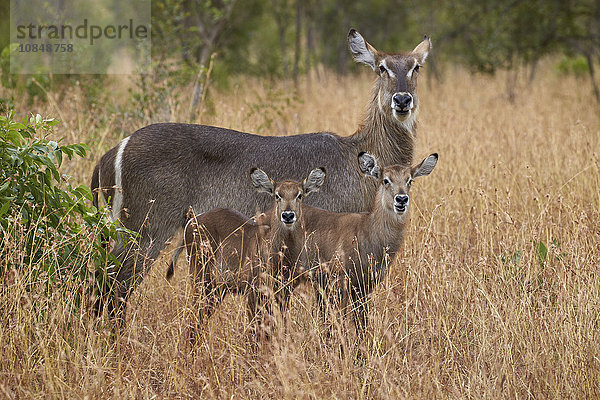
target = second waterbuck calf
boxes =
[91,29,431,322]
[305,152,438,334]
[179,168,325,337]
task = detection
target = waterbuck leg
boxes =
[166,239,185,280]
[93,237,126,319]
[246,280,274,342]
[191,257,218,322]
[312,272,336,338]
[101,230,171,326]
[351,286,369,338]
[189,279,219,345]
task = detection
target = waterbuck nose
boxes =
[392,93,412,110]
[281,211,296,224]
[395,194,409,205]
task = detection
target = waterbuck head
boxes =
[348,29,431,125]
[359,152,438,216]
[250,168,326,230]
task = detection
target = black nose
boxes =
[392,94,412,109]
[281,211,296,224]
[395,194,409,205]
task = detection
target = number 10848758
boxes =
[18,43,73,52]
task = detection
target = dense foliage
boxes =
[0,112,119,302]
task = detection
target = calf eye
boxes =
[383,178,391,185]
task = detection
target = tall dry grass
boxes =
[2,62,599,398]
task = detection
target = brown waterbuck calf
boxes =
[305,152,438,334]
[176,167,325,337]
[91,29,432,322]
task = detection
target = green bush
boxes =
[0,111,120,306]
[555,56,589,77]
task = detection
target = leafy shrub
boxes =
[0,111,119,306]
[555,56,589,77]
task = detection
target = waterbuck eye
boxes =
[379,65,387,75]
[414,64,421,73]
[275,192,281,200]
[383,178,391,186]
[407,178,413,187]
[297,192,302,200]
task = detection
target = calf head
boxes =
[359,152,438,216]
[250,167,326,230]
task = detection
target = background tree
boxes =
[2,0,598,103]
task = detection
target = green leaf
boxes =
[62,147,74,158]
[6,130,23,145]
[0,202,10,217]
[72,185,93,201]
[55,149,62,167]
[534,241,547,266]
[21,206,29,222]
[0,180,10,193]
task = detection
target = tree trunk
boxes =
[426,55,442,89]
[506,53,518,103]
[584,52,600,104]
[190,45,213,118]
[305,17,314,85]
[279,23,289,78]
[293,0,301,86]
[528,58,538,85]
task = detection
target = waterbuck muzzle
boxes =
[392,93,413,115]
[394,194,409,214]
[281,210,296,225]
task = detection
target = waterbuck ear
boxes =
[358,152,380,178]
[348,29,377,70]
[412,35,432,64]
[250,168,274,194]
[303,167,326,196]
[412,153,438,178]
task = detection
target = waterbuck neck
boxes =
[269,212,305,255]
[365,189,407,254]
[346,81,416,168]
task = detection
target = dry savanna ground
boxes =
[2,62,600,398]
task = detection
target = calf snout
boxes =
[395,194,409,205]
[392,93,413,111]
[281,211,297,224]
[394,194,409,213]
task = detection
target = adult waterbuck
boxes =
[178,167,325,338]
[91,29,432,321]
[305,152,438,334]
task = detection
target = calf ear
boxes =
[412,153,438,178]
[348,29,378,70]
[358,152,380,178]
[258,223,271,238]
[250,168,275,194]
[413,35,432,64]
[304,167,326,195]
